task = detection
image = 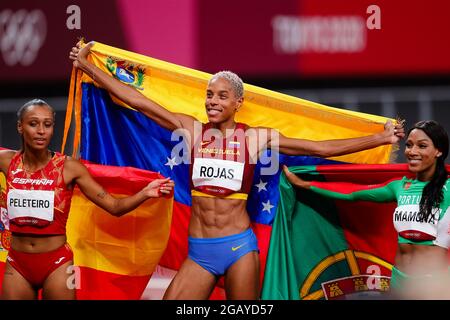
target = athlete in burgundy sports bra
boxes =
[70,41,404,299]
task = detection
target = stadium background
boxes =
[1,0,450,164]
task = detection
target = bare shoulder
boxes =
[174,112,196,129]
[63,156,88,178]
[174,112,197,139]
[0,149,17,173]
[246,127,280,141]
[0,149,17,160]
[249,126,277,134]
[174,112,196,122]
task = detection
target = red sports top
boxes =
[191,122,255,199]
[6,151,73,235]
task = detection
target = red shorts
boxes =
[7,243,73,288]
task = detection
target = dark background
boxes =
[1,0,450,163]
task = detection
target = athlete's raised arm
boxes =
[69,41,195,133]
[263,120,404,157]
[282,165,397,203]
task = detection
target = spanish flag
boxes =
[62,41,397,299]
[67,163,173,299]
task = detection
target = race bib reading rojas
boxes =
[7,189,54,222]
[192,158,244,191]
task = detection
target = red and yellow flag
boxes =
[67,163,173,299]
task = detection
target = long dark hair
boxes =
[408,120,449,221]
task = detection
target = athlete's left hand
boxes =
[142,178,175,198]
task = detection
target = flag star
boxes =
[262,200,274,213]
[165,157,178,170]
[255,179,268,192]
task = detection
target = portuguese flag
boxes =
[261,164,413,300]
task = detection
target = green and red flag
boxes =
[261,164,415,300]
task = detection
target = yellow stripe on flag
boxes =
[69,41,396,164]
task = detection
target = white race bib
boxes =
[393,204,438,239]
[192,158,244,191]
[7,189,54,222]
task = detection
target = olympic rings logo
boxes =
[0,9,47,66]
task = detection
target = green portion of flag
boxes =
[261,166,348,300]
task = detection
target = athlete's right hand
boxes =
[69,41,94,69]
[282,165,311,189]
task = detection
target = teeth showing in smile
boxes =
[207,109,221,116]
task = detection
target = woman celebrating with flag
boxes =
[283,120,450,299]
[70,41,404,299]
[0,99,174,299]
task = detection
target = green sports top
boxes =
[309,177,450,248]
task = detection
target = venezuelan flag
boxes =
[63,41,397,299]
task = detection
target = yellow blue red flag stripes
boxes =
[63,41,397,299]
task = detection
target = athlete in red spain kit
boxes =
[0,99,174,300]
[70,41,404,299]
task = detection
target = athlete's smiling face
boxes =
[17,105,54,151]
[405,128,442,179]
[205,77,243,124]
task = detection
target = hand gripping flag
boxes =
[66,163,173,299]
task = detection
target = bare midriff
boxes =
[395,243,448,275]
[189,196,251,238]
[11,233,66,253]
